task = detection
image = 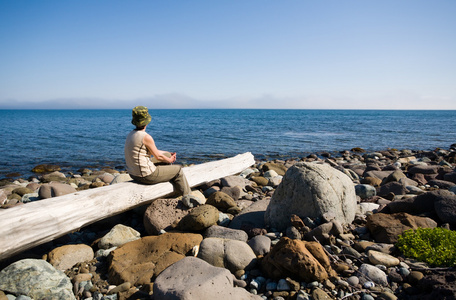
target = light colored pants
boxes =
[130,165,190,196]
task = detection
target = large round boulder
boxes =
[265,162,357,231]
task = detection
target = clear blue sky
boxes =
[1,0,455,109]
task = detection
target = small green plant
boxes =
[396,227,456,267]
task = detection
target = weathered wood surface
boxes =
[0,152,255,261]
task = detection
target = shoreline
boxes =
[2,145,455,182]
[1,145,456,299]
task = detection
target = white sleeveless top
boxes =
[124,130,156,177]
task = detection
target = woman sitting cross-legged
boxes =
[124,106,199,208]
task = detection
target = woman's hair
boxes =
[135,125,146,130]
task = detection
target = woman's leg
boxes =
[138,165,190,196]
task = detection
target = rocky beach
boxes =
[1,145,456,300]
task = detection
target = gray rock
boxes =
[229,199,270,230]
[15,296,33,300]
[41,171,67,181]
[347,276,359,286]
[357,203,380,215]
[286,226,302,239]
[268,176,283,187]
[98,224,140,249]
[265,162,357,231]
[38,182,77,199]
[355,184,377,199]
[263,170,279,178]
[21,192,39,203]
[428,179,456,190]
[94,173,115,184]
[110,173,132,184]
[153,257,262,299]
[247,235,271,256]
[220,186,242,201]
[197,237,257,273]
[221,176,250,189]
[204,225,248,242]
[358,263,388,286]
[406,185,425,195]
[368,250,400,267]
[0,259,75,299]
[364,170,394,181]
[365,243,396,254]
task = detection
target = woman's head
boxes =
[131,106,151,128]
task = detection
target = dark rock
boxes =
[411,173,428,185]
[433,190,456,225]
[443,172,456,184]
[220,186,241,201]
[229,199,270,230]
[378,181,408,197]
[366,212,437,243]
[407,165,439,175]
[143,198,189,235]
[407,269,456,300]
[427,179,456,190]
[261,238,334,282]
[206,191,237,212]
[177,205,219,231]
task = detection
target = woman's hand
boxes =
[170,152,177,164]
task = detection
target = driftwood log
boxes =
[0,152,255,261]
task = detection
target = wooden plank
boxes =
[0,152,255,261]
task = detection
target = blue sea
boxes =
[1,109,455,179]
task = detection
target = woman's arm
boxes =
[143,134,176,164]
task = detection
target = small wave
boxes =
[284,131,347,138]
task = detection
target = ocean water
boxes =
[1,109,455,179]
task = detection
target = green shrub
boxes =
[396,227,456,267]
